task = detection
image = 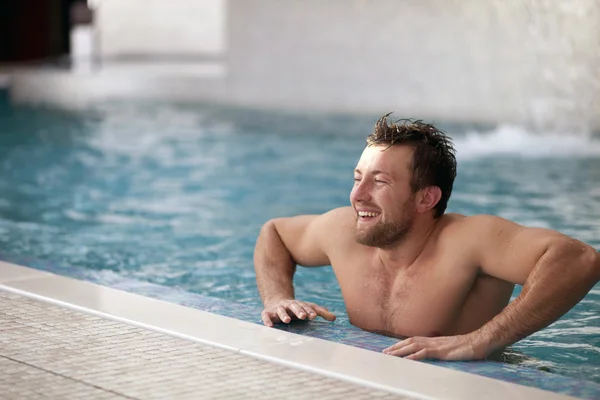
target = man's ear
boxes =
[416,186,442,214]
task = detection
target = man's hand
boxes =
[382,334,489,361]
[261,299,337,327]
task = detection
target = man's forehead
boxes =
[356,145,412,172]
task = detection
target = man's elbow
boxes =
[256,219,278,249]
[584,246,600,282]
[259,219,280,236]
[558,239,600,283]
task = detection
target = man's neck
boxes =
[376,216,440,270]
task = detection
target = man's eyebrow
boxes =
[354,169,392,177]
[372,169,391,176]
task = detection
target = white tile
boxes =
[239,339,572,400]
[0,274,310,352]
[0,262,53,283]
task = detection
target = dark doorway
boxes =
[0,0,82,63]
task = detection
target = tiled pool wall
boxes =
[1,251,599,400]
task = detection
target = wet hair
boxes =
[366,113,457,218]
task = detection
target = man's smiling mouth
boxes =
[358,211,380,217]
[357,211,381,222]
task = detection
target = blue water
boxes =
[0,98,599,384]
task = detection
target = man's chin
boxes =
[354,232,377,247]
[355,227,408,248]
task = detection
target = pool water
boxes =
[0,97,599,384]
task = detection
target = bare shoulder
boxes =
[310,206,359,262]
[433,214,523,278]
[280,206,356,246]
[440,213,523,239]
[318,207,369,266]
[435,213,527,257]
[318,206,358,243]
[455,214,584,250]
[437,213,563,268]
[271,206,357,268]
[321,206,356,228]
[441,215,598,284]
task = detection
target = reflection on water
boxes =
[0,101,599,383]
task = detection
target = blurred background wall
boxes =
[95,0,225,60]
[3,0,600,132]
[222,0,599,132]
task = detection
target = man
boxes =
[253,113,600,361]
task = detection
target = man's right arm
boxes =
[254,208,347,326]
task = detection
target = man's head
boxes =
[350,113,457,248]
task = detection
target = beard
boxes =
[354,201,415,248]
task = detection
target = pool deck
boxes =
[0,262,578,400]
[0,291,404,399]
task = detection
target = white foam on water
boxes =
[454,125,600,159]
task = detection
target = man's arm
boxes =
[467,215,600,355]
[384,215,600,360]
[254,208,348,326]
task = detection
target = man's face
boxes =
[350,145,416,248]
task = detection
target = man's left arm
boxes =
[383,215,600,361]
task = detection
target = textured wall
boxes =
[225,0,599,131]
[95,0,225,58]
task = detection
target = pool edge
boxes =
[0,261,578,400]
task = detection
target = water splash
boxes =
[454,125,600,159]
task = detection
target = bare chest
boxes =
[331,254,476,338]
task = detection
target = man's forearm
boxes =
[254,220,297,304]
[473,243,600,354]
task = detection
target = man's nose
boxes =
[351,180,371,203]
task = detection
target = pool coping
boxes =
[0,261,578,400]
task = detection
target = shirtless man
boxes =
[253,114,600,361]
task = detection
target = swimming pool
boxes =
[1,94,599,389]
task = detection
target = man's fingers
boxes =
[383,338,410,354]
[277,305,292,323]
[289,302,307,320]
[312,305,336,321]
[320,310,337,321]
[406,348,429,361]
[304,302,336,321]
[384,342,419,357]
[383,337,440,360]
[261,300,335,326]
[300,304,318,320]
[305,302,327,311]
[261,311,274,327]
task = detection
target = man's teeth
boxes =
[358,211,379,217]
